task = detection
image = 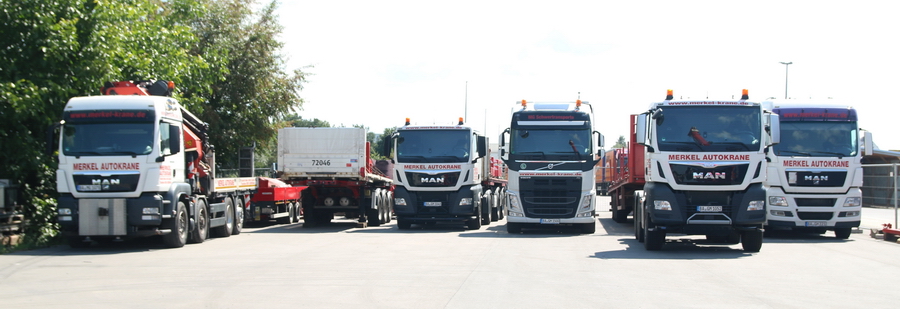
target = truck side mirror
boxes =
[635,114,648,146]
[477,135,487,158]
[382,134,393,157]
[169,124,181,155]
[767,114,780,146]
[500,128,509,157]
[862,131,873,156]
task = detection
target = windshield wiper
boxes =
[430,156,466,163]
[397,155,427,163]
[662,141,703,150]
[714,142,751,151]
[810,151,846,159]
[514,151,546,158]
[776,150,812,156]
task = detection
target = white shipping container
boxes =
[277,127,367,179]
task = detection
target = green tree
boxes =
[613,135,627,148]
[370,127,397,160]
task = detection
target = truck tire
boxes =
[189,199,209,244]
[277,203,293,224]
[211,198,235,238]
[643,213,665,251]
[506,222,522,234]
[292,202,302,223]
[497,189,505,220]
[481,195,492,225]
[580,221,596,234]
[368,193,383,227]
[303,207,318,228]
[468,206,482,230]
[741,229,763,252]
[384,192,393,224]
[834,228,852,239]
[162,201,188,248]
[232,196,244,235]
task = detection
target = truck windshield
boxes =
[62,123,155,156]
[655,106,761,152]
[773,122,858,157]
[510,128,592,158]
[396,130,470,163]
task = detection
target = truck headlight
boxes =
[508,196,522,212]
[839,211,860,217]
[770,210,794,217]
[653,200,672,211]
[747,200,765,211]
[580,193,593,210]
[58,208,73,215]
[459,198,473,206]
[843,197,861,207]
[768,196,788,207]
[142,207,159,215]
[394,198,407,206]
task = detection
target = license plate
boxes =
[77,185,101,191]
[805,221,827,227]
[423,202,442,207]
[697,206,723,212]
[540,218,560,224]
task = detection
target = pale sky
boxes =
[277,0,900,150]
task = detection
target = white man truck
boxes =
[55,80,257,248]
[385,118,506,230]
[499,100,603,234]
[626,89,778,252]
[278,127,394,228]
[763,101,872,239]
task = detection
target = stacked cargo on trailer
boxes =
[55,80,260,248]
[278,127,393,228]
[246,177,306,224]
[763,101,873,238]
[385,118,507,229]
[499,100,603,234]
[595,149,617,196]
[611,89,779,252]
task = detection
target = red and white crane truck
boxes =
[277,127,393,228]
[384,118,507,230]
[54,80,286,248]
[763,101,873,238]
[609,89,779,252]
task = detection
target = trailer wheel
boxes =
[834,228,852,239]
[498,189,505,220]
[189,199,209,244]
[232,196,244,235]
[384,191,393,224]
[741,229,763,252]
[643,212,665,251]
[292,202,302,223]
[211,198,234,238]
[490,190,500,222]
[162,201,188,248]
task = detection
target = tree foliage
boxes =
[613,135,627,148]
[0,0,306,249]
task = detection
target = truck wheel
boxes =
[189,199,209,244]
[397,218,411,230]
[232,197,244,235]
[162,201,188,248]
[468,209,482,230]
[580,221,596,234]
[498,190,506,220]
[741,229,763,252]
[634,205,644,242]
[490,191,500,222]
[277,203,292,224]
[211,198,235,238]
[481,196,492,225]
[643,213,665,251]
[506,222,522,234]
[834,228,852,239]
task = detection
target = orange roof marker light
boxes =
[576,99,582,108]
[741,89,749,100]
[665,89,674,100]
[521,99,527,107]
[458,117,464,125]
[405,118,410,126]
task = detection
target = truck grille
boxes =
[788,171,846,187]
[795,198,837,207]
[519,177,580,218]
[683,191,735,217]
[406,172,461,187]
[415,191,450,215]
[670,163,749,186]
[797,212,834,220]
[73,173,140,192]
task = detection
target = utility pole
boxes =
[780,62,792,99]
